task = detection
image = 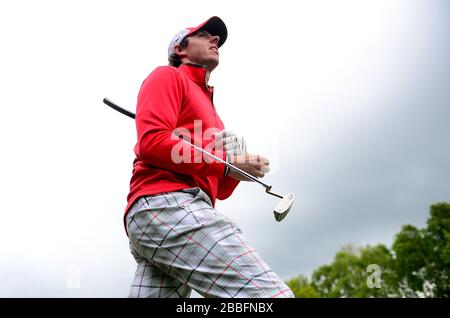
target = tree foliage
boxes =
[286,275,320,298]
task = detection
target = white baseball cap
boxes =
[167,16,228,60]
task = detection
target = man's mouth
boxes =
[210,46,219,54]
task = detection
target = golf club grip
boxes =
[103,97,136,119]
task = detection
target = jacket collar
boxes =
[178,63,210,88]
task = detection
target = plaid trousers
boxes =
[126,187,294,298]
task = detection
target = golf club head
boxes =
[273,192,295,222]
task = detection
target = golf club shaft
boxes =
[103,98,271,189]
[180,137,269,187]
[104,98,135,119]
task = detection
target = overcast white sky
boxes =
[0,0,449,297]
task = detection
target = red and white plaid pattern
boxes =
[126,187,294,298]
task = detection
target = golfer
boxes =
[125,16,294,298]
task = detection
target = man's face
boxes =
[176,30,220,71]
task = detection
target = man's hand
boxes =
[226,154,270,181]
[213,129,247,157]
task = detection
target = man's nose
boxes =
[210,35,220,45]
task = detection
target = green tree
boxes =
[392,224,429,296]
[311,244,397,297]
[425,202,450,297]
[286,275,320,298]
[393,202,450,297]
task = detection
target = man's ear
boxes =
[173,44,187,58]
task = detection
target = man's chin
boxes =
[189,57,219,71]
[207,59,219,72]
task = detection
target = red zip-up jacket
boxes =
[124,63,240,219]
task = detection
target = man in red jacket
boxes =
[125,16,294,298]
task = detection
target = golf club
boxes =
[103,97,294,222]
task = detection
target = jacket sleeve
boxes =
[217,176,240,200]
[135,66,226,176]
